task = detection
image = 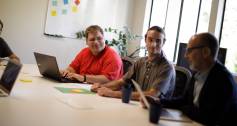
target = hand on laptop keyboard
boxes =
[60,70,70,78]
[64,73,84,82]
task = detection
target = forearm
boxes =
[9,54,20,63]
[105,90,139,100]
[160,96,186,109]
[85,75,110,84]
[66,66,76,73]
[107,91,156,101]
[97,85,158,101]
[102,79,125,90]
[131,90,158,101]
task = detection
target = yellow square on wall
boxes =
[51,9,57,16]
[72,5,78,13]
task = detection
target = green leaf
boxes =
[105,40,108,44]
[109,27,112,32]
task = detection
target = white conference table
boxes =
[0,64,202,126]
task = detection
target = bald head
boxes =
[191,32,219,59]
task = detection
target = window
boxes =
[140,0,169,57]
[142,0,216,64]
[178,0,200,45]
[162,0,182,61]
[177,0,212,61]
[141,0,237,73]
[220,0,237,73]
[149,0,169,27]
[141,0,182,60]
[197,0,212,33]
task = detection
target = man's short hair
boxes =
[145,26,166,42]
[0,19,3,31]
[195,32,219,58]
[85,25,104,39]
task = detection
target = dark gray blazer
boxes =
[161,61,237,125]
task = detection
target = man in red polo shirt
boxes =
[61,25,123,84]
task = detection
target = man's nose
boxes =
[184,52,189,59]
[150,41,157,47]
[93,39,100,44]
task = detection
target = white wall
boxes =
[0,0,146,68]
[127,0,147,55]
[0,0,85,68]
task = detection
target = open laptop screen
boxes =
[0,61,22,92]
[131,79,192,122]
[34,52,80,83]
[131,79,150,108]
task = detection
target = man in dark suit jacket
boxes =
[161,32,237,125]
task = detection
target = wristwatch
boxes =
[83,75,87,82]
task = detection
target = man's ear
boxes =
[162,38,166,46]
[202,47,211,58]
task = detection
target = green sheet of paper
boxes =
[55,87,95,94]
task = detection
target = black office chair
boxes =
[121,57,135,74]
[172,66,192,98]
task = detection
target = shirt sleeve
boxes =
[0,38,13,58]
[122,60,139,83]
[69,51,83,72]
[152,63,175,98]
[100,52,123,80]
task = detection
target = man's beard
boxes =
[189,64,197,72]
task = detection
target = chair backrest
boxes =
[172,66,192,97]
[121,57,135,74]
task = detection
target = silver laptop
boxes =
[0,60,22,97]
[34,52,79,83]
[131,79,192,122]
[131,79,150,108]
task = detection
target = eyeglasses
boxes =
[186,45,206,54]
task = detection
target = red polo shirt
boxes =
[70,46,123,80]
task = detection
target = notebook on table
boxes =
[34,52,80,83]
[0,60,22,97]
[131,79,192,122]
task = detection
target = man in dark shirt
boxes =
[0,19,20,63]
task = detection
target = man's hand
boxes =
[140,95,160,109]
[60,70,70,77]
[91,83,101,92]
[97,87,113,97]
[65,73,83,82]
